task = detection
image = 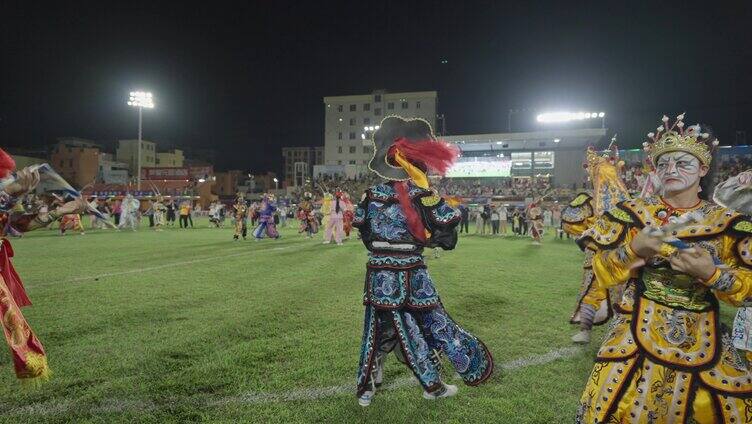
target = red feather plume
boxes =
[0,148,16,178]
[388,138,459,176]
[386,138,460,243]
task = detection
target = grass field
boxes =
[0,220,735,423]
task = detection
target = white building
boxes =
[322,90,437,176]
[116,139,156,175]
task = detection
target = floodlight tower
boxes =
[127,91,155,190]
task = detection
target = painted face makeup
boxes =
[656,152,701,194]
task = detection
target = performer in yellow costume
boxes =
[233,193,248,240]
[562,144,631,344]
[576,114,752,423]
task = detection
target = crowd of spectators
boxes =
[281,153,752,208]
[434,177,553,199]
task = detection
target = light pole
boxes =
[273,177,279,190]
[127,91,154,190]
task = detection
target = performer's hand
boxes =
[5,167,40,196]
[55,197,90,216]
[668,248,717,281]
[629,226,664,259]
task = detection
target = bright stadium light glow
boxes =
[128,91,154,109]
[554,138,561,143]
[536,111,606,123]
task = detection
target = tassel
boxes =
[394,181,427,243]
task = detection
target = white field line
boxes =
[31,244,302,287]
[0,346,583,416]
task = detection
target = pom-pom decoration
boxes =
[0,148,16,179]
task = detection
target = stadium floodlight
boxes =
[127,91,155,191]
[536,111,606,123]
[554,138,561,143]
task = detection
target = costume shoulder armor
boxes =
[605,206,634,224]
[570,192,592,207]
[577,213,630,250]
[561,193,594,224]
[673,204,739,238]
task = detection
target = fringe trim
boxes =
[19,352,52,386]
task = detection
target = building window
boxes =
[349,118,356,126]
[337,160,342,165]
[364,117,370,125]
[338,146,343,154]
[349,104,356,112]
[363,104,370,111]
[338,132,343,140]
[416,101,421,109]
[374,94,381,102]
[363,146,372,154]
[349,132,356,140]
[401,101,408,109]
[363,160,368,165]
[387,102,394,110]
[349,160,356,165]
[349,146,356,154]
[337,105,343,112]
[375,108,382,116]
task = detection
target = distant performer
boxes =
[252,194,280,240]
[353,116,493,407]
[233,193,248,240]
[153,196,167,231]
[298,192,317,237]
[118,193,140,231]
[323,189,345,245]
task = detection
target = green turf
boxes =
[0,221,737,423]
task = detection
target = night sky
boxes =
[2,2,751,175]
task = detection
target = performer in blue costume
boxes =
[353,116,493,407]
[252,194,280,240]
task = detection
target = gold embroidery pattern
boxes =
[656,309,699,349]
[649,367,677,419]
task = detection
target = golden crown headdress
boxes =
[642,113,718,166]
